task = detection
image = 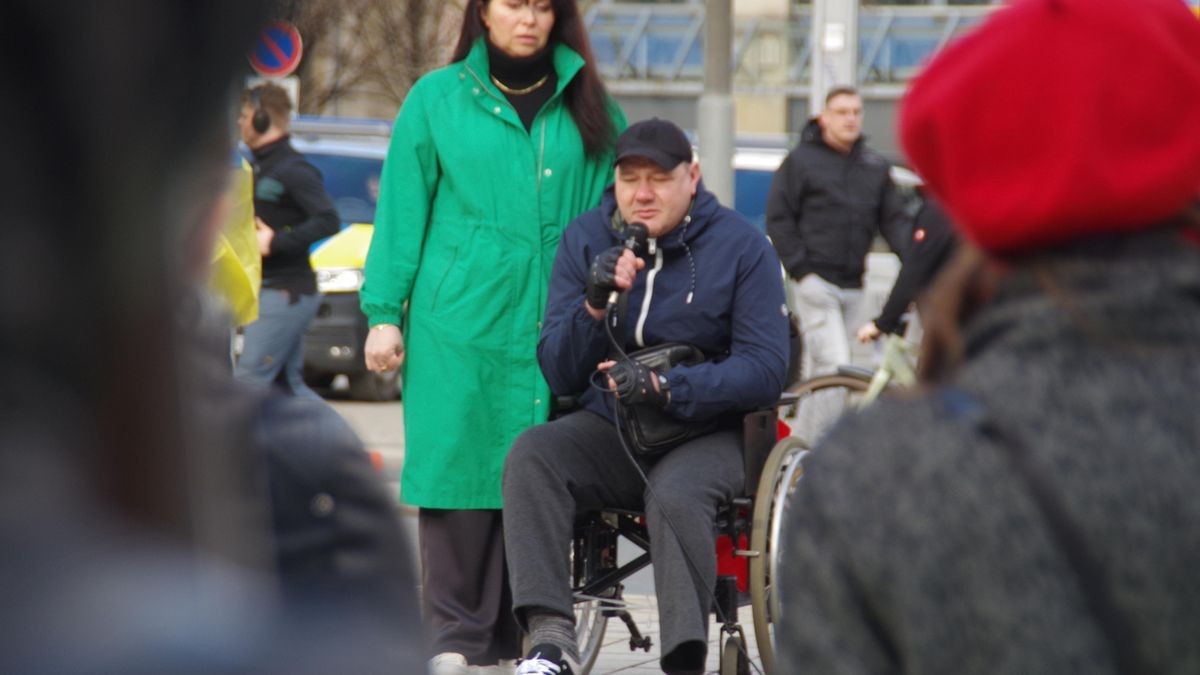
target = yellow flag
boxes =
[210,158,261,326]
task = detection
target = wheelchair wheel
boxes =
[748,435,809,674]
[781,373,871,449]
[528,561,609,673]
[720,634,750,675]
[573,592,607,674]
[571,520,615,674]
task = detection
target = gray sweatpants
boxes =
[502,410,743,668]
[789,272,866,379]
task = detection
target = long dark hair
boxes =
[451,0,617,157]
[915,244,995,384]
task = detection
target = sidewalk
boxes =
[588,593,764,675]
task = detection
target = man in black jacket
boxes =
[236,83,340,399]
[766,86,910,381]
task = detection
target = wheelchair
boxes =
[561,390,812,675]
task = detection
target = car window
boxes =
[734,168,775,231]
[305,153,383,224]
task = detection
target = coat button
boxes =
[534,399,542,406]
[493,106,502,114]
[473,87,480,95]
[310,493,336,518]
[459,73,465,80]
[543,168,553,177]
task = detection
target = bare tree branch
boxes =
[276,0,462,116]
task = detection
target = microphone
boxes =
[607,222,649,307]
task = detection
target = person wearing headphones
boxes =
[236,82,340,399]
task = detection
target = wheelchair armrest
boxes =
[739,391,804,495]
[741,408,778,496]
[837,364,874,380]
[551,395,580,419]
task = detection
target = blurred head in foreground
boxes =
[898,0,1200,377]
[0,3,421,673]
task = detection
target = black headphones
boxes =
[250,88,271,134]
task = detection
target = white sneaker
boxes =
[515,646,572,675]
[430,652,470,675]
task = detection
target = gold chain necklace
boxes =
[490,73,549,96]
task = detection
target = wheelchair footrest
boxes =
[616,610,653,652]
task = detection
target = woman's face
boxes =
[482,0,555,58]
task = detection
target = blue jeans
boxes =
[236,287,321,400]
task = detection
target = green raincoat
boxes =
[361,39,626,508]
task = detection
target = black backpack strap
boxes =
[941,389,1148,675]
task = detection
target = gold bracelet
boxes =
[371,324,397,330]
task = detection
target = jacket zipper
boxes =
[536,117,547,191]
[465,64,551,193]
[635,242,663,348]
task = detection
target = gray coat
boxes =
[778,230,1200,673]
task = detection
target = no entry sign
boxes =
[248,21,304,78]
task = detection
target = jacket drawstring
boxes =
[675,212,697,305]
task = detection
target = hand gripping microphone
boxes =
[607,222,649,307]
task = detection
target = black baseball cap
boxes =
[614,118,693,171]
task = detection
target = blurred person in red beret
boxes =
[777,0,1200,672]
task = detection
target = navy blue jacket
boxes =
[539,182,790,423]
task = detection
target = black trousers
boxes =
[419,508,521,665]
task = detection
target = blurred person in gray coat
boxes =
[778,0,1200,673]
[0,3,421,673]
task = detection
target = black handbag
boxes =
[616,342,718,457]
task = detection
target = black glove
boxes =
[608,360,671,408]
[586,245,625,310]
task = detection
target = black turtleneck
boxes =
[486,39,557,132]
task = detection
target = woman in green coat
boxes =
[361,0,626,671]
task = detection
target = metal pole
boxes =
[810,0,859,116]
[698,0,734,207]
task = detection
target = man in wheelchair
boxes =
[503,118,790,675]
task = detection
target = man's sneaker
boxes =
[515,644,574,675]
[429,652,470,675]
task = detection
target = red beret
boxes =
[899,0,1200,253]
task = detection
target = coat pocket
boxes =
[422,222,524,345]
[428,245,459,312]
